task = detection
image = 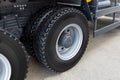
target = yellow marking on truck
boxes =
[86,0,92,3]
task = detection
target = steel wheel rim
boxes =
[0,53,12,80]
[56,24,83,60]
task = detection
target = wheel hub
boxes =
[59,33,73,48]
[56,24,83,60]
[0,53,12,80]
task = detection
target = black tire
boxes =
[23,8,54,57]
[0,29,28,80]
[33,7,89,72]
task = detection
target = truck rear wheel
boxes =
[34,7,89,72]
[0,29,28,80]
[23,8,54,57]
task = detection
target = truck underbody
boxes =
[0,0,50,38]
[0,0,120,80]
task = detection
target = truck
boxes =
[0,0,120,80]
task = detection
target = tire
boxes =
[23,8,54,57]
[33,7,89,72]
[0,29,28,80]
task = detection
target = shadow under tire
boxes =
[0,29,28,80]
[34,7,89,72]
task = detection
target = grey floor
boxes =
[26,17,120,80]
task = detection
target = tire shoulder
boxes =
[34,7,89,72]
[0,28,29,79]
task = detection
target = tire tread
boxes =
[34,7,89,72]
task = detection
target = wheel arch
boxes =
[56,0,92,21]
[57,0,81,7]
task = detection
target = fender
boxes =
[57,0,81,7]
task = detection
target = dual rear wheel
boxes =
[0,7,89,80]
[25,7,89,72]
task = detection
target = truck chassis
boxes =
[0,0,120,80]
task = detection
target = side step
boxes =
[96,6,120,17]
[94,21,120,36]
[94,0,120,37]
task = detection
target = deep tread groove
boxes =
[23,8,55,57]
[34,7,89,72]
[0,28,29,79]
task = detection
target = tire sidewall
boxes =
[45,12,88,71]
[0,32,27,80]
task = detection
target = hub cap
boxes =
[56,24,83,60]
[0,53,12,80]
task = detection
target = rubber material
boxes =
[33,7,89,72]
[0,29,29,80]
[23,8,54,57]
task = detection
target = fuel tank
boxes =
[98,0,111,9]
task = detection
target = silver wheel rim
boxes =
[56,24,83,60]
[0,53,12,80]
